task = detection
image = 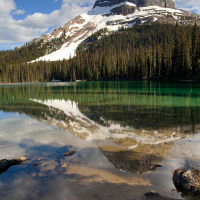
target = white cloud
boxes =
[174,0,200,14]
[13,9,25,15]
[0,0,15,17]
[0,0,95,46]
[16,1,95,29]
[0,0,200,47]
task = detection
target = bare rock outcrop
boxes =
[133,0,175,8]
[93,0,175,9]
[110,4,137,15]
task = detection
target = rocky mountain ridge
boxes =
[93,0,175,9]
[31,0,200,62]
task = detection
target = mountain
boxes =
[93,0,175,9]
[29,0,199,62]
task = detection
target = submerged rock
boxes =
[144,190,159,197]
[154,164,162,168]
[63,150,76,156]
[0,157,29,174]
[173,168,200,195]
[33,162,39,166]
[143,190,181,199]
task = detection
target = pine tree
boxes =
[180,26,188,79]
[172,23,181,79]
[191,21,199,79]
[161,35,168,78]
[156,44,161,80]
[186,30,192,78]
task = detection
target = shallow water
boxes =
[0,81,200,199]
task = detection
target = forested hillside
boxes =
[0,22,200,83]
[0,30,67,65]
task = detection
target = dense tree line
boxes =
[0,22,200,83]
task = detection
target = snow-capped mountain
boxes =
[32,0,200,62]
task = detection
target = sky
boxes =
[0,0,200,50]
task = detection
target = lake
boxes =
[0,81,200,200]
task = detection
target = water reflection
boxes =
[0,116,151,200]
[0,81,200,199]
[1,82,200,174]
[28,98,194,174]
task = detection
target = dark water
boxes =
[0,81,200,200]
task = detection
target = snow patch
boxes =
[88,2,126,15]
[126,2,137,7]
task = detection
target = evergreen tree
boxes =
[161,35,168,78]
[191,21,199,78]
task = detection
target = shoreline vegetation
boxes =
[0,23,200,83]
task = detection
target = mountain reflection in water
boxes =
[29,98,195,174]
[0,81,200,175]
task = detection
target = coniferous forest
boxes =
[0,22,200,83]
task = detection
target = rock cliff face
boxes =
[93,0,175,9]
[110,4,137,15]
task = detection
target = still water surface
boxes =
[0,81,200,199]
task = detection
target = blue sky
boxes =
[13,0,62,20]
[0,0,200,50]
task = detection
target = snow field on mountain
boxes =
[125,2,136,7]
[33,2,183,62]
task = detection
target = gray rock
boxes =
[0,157,29,174]
[181,169,200,191]
[173,168,200,195]
[63,150,76,156]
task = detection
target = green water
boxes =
[0,81,200,200]
[1,81,200,131]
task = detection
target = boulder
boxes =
[173,168,186,187]
[0,157,29,174]
[173,168,200,195]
